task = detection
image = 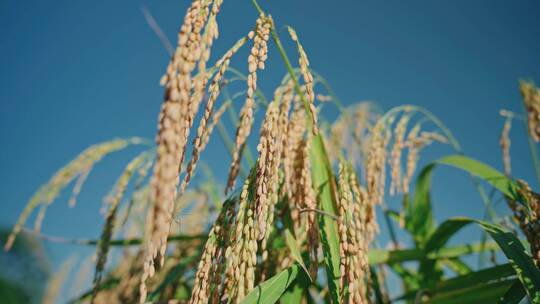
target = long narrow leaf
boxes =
[436,155,521,201]
[406,164,435,246]
[241,265,300,304]
[310,134,341,303]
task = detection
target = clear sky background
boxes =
[1,0,540,301]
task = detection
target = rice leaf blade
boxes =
[310,134,341,303]
[241,265,300,304]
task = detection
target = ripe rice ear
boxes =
[225,15,272,193]
[141,1,217,301]
[4,137,144,251]
[43,256,75,304]
[287,26,318,135]
[91,152,148,302]
[499,111,513,175]
[190,198,237,304]
[181,37,248,194]
[520,81,540,142]
[389,112,411,195]
[223,178,257,302]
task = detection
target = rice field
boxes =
[2,1,540,303]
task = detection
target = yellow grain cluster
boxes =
[181,37,248,194]
[141,0,217,301]
[337,161,373,304]
[5,137,142,251]
[226,15,272,193]
[520,81,540,142]
[223,180,257,302]
[499,110,513,175]
[190,199,236,304]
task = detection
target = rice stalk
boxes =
[337,161,372,304]
[43,256,75,304]
[499,111,513,176]
[287,26,319,135]
[365,119,388,206]
[4,137,143,251]
[181,37,248,194]
[92,151,148,302]
[189,0,224,133]
[255,86,290,266]
[282,85,306,200]
[225,15,272,193]
[389,112,412,195]
[68,166,92,207]
[327,102,379,169]
[520,81,540,142]
[223,178,257,302]
[190,198,237,304]
[141,0,217,300]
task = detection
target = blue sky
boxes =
[1,0,540,300]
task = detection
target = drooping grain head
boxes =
[365,119,387,206]
[327,102,379,168]
[5,137,142,251]
[226,15,273,193]
[513,180,540,267]
[223,179,258,302]
[256,84,293,268]
[520,81,540,142]
[499,111,513,176]
[389,113,411,195]
[92,152,147,302]
[141,1,215,302]
[337,160,372,304]
[180,37,248,194]
[190,198,236,304]
[288,27,319,135]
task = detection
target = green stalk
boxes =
[250,0,341,301]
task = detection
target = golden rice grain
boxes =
[92,152,147,302]
[141,1,213,301]
[226,15,272,193]
[500,114,512,175]
[223,179,257,302]
[389,113,411,195]
[520,81,540,142]
[181,37,247,194]
[190,198,236,304]
[287,26,319,135]
[5,137,142,251]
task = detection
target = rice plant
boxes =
[4,1,540,303]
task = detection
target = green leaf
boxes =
[367,240,501,265]
[279,284,303,304]
[406,164,435,246]
[428,279,517,304]
[423,218,471,253]
[310,134,341,303]
[419,218,472,286]
[435,263,514,293]
[396,264,515,302]
[436,155,521,201]
[419,217,540,301]
[475,220,540,302]
[284,229,312,281]
[241,265,300,304]
[280,268,310,303]
[498,279,526,304]
[441,258,471,275]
